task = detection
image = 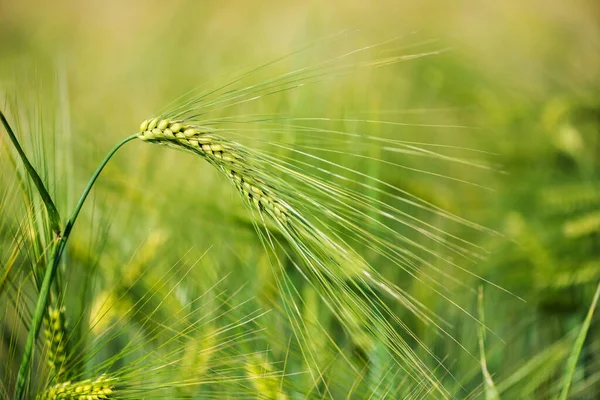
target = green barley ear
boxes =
[137,117,450,392]
[36,375,115,399]
[43,306,70,381]
[138,119,289,225]
[245,354,287,400]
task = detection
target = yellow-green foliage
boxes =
[563,210,600,238]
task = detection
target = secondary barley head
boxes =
[43,306,70,381]
[36,375,115,400]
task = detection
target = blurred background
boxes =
[1,0,599,398]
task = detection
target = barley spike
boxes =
[36,375,115,399]
[139,119,289,225]
[43,306,70,381]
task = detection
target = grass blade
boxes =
[558,281,600,400]
[0,110,62,234]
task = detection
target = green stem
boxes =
[558,281,600,400]
[64,134,139,239]
[14,134,138,400]
[0,110,62,235]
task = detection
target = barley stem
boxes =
[65,134,138,239]
[0,110,62,235]
[14,134,138,400]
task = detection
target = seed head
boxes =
[37,375,115,399]
[139,118,289,224]
[43,306,70,381]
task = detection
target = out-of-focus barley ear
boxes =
[43,306,70,381]
[181,325,218,379]
[246,353,288,400]
[0,110,62,234]
[36,375,116,400]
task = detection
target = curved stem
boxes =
[65,134,139,238]
[0,110,62,235]
[14,134,139,400]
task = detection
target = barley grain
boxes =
[43,306,70,381]
[36,376,115,399]
[139,119,289,225]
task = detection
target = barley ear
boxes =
[246,354,287,400]
[43,306,70,381]
[138,119,290,225]
[36,376,116,400]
